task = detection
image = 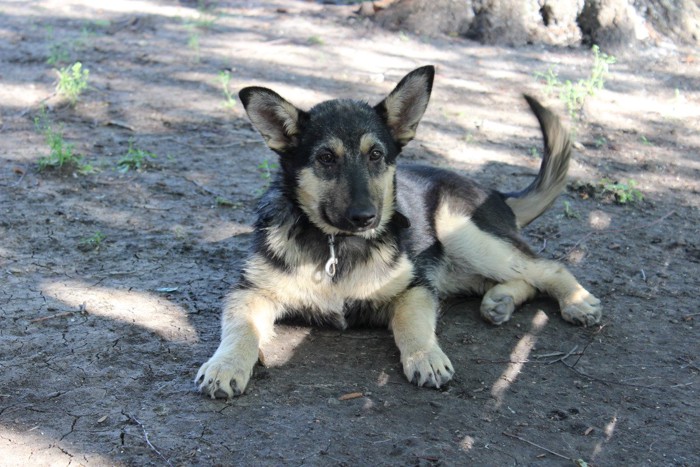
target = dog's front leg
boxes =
[196,289,279,398]
[390,286,454,388]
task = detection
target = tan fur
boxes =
[382,74,430,146]
[244,245,414,312]
[433,199,601,326]
[327,136,345,158]
[195,289,279,398]
[390,286,454,387]
[245,94,299,151]
[360,133,379,154]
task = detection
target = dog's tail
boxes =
[505,95,572,229]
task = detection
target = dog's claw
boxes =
[402,345,454,389]
[195,354,254,399]
[561,293,602,327]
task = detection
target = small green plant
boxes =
[186,25,200,58]
[215,196,242,208]
[254,159,279,196]
[218,70,236,109]
[35,113,93,174]
[563,200,580,219]
[535,45,616,120]
[600,178,644,204]
[183,3,219,61]
[528,146,541,158]
[640,135,652,146]
[118,140,157,173]
[47,42,71,66]
[594,136,607,148]
[78,231,106,252]
[56,61,89,105]
[307,35,324,46]
[258,159,278,181]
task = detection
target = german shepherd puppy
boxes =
[196,66,601,398]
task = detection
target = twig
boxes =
[502,431,571,460]
[560,361,684,389]
[183,176,225,198]
[30,312,74,323]
[546,345,578,365]
[127,414,173,466]
[570,340,592,368]
[537,238,547,254]
[559,210,675,260]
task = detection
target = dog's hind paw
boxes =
[195,355,254,399]
[561,292,602,327]
[401,345,454,389]
[480,293,515,325]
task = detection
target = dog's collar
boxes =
[324,234,338,278]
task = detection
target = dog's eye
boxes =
[317,151,335,165]
[369,149,383,161]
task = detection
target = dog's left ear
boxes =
[375,66,434,148]
[239,87,308,154]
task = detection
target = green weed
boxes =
[215,196,242,208]
[218,70,236,109]
[600,178,644,204]
[56,62,89,105]
[254,159,279,196]
[563,200,580,219]
[258,159,278,181]
[594,136,607,148]
[78,231,106,252]
[528,147,541,158]
[640,135,652,146]
[47,42,71,66]
[118,140,157,173]
[35,113,93,174]
[535,45,616,120]
[183,2,220,60]
[307,36,324,46]
[186,26,200,59]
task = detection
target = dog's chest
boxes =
[247,243,414,315]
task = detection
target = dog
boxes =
[195,66,602,398]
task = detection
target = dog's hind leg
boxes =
[521,259,602,326]
[390,286,455,388]
[436,205,601,326]
[196,289,280,398]
[480,279,538,325]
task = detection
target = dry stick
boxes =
[30,312,74,323]
[558,210,676,260]
[502,431,571,461]
[128,414,173,467]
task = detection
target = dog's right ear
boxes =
[239,87,307,153]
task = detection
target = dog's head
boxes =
[239,66,434,237]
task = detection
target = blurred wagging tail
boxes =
[196,66,601,398]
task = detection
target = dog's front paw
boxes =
[401,345,454,388]
[195,353,255,399]
[480,293,515,325]
[561,292,602,327]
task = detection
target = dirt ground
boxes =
[1,1,699,465]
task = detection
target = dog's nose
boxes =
[348,206,377,228]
